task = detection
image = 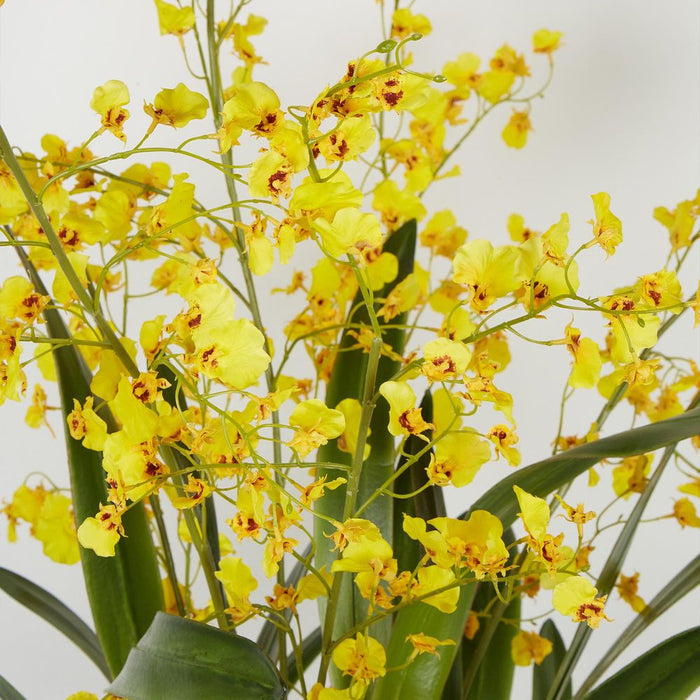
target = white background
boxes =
[1,1,699,698]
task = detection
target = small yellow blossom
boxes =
[333,633,386,684]
[405,633,455,661]
[379,380,434,437]
[90,80,130,142]
[488,424,520,466]
[616,572,646,613]
[672,498,700,528]
[533,29,563,54]
[77,504,124,558]
[511,630,553,666]
[589,192,622,256]
[464,610,480,640]
[391,8,432,39]
[154,0,195,37]
[144,83,209,130]
[552,576,609,628]
[502,110,532,149]
[288,399,345,458]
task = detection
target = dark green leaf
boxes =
[534,620,571,700]
[108,612,286,700]
[393,390,445,573]
[373,585,476,700]
[18,251,164,675]
[383,407,700,700]
[466,407,700,527]
[575,554,700,698]
[315,219,417,652]
[462,531,520,700]
[582,627,700,700]
[0,673,28,700]
[0,567,110,679]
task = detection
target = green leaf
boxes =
[392,390,445,573]
[382,407,700,700]
[462,530,520,700]
[0,673,28,700]
[575,554,700,698]
[547,402,698,700]
[534,620,571,700]
[373,585,477,700]
[18,251,164,675]
[467,406,700,527]
[314,219,417,650]
[581,627,700,700]
[108,612,286,700]
[0,567,110,679]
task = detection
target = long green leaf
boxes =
[373,585,477,700]
[533,620,571,700]
[392,390,445,573]
[467,406,700,527]
[0,673,28,700]
[547,401,698,700]
[575,554,700,698]
[315,219,417,651]
[462,534,520,700]
[380,407,700,700]
[18,250,164,675]
[108,612,286,700]
[0,567,110,679]
[582,627,700,700]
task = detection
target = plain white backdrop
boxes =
[1,1,699,698]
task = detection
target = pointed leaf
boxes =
[383,407,699,700]
[0,567,110,679]
[315,219,417,653]
[393,390,445,572]
[576,554,700,698]
[466,407,700,527]
[462,531,520,700]
[582,627,700,700]
[0,673,28,700]
[373,584,477,700]
[18,250,164,675]
[108,612,286,700]
[534,620,571,700]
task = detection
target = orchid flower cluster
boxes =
[0,3,698,699]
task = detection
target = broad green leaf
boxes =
[315,219,417,653]
[575,554,700,698]
[534,620,571,700]
[547,414,697,700]
[0,673,28,700]
[392,390,445,573]
[463,591,519,700]
[383,407,699,700]
[462,531,520,700]
[18,251,164,675]
[0,567,109,679]
[582,627,700,700]
[466,406,700,527]
[373,585,477,700]
[108,612,286,700]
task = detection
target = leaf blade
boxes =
[581,627,700,700]
[0,567,110,679]
[108,612,286,700]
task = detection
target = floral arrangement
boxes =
[0,2,698,699]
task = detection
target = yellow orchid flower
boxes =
[90,80,130,142]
